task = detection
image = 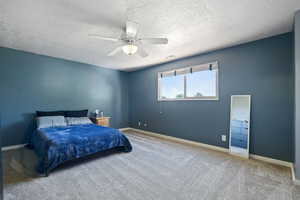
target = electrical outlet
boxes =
[138,121,141,127]
[221,135,227,142]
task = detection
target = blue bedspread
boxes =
[30,124,132,174]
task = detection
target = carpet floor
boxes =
[3,131,300,200]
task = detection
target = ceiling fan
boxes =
[89,21,168,57]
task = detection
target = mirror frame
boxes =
[229,95,251,158]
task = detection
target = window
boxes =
[160,75,185,99]
[158,62,218,101]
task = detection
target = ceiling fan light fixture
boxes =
[122,44,138,55]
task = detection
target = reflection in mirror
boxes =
[229,95,251,158]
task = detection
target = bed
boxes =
[30,124,132,176]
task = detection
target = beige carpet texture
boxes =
[3,131,300,200]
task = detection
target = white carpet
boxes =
[3,131,300,200]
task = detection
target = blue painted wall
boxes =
[294,10,300,179]
[129,33,294,162]
[0,48,129,147]
[0,33,295,163]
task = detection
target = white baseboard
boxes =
[126,128,294,169]
[249,154,293,168]
[119,127,131,132]
[129,128,229,153]
[291,165,300,185]
[2,144,27,151]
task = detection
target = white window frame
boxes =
[157,61,219,101]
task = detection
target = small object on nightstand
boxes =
[95,109,99,117]
[94,117,111,127]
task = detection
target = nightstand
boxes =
[94,117,111,127]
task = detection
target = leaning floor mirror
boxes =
[229,95,251,158]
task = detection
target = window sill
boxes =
[158,97,219,102]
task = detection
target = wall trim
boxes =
[126,128,295,175]
[2,144,27,151]
[249,154,293,168]
[291,165,300,185]
[129,128,229,153]
[119,127,132,132]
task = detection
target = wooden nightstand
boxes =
[94,117,111,127]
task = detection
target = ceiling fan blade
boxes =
[89,34,120,42]
[108,47,123,56]
[140,38,168,45]
[137,46,149,58]
[126,21,139,38]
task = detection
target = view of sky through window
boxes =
[160,75,184,99]
[159,69,217,100]
[186,70,217,97]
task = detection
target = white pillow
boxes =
[37,116,67,129]
[66,117,93,126]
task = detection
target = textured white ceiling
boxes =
[0,0,300,71]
